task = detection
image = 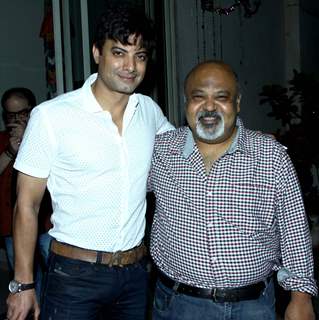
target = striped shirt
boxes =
[148,118,317,296]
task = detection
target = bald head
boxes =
[184,60,240,100]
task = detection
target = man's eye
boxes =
[216,96,228,101]
[192,95,204,101]
[136,54,147,61]
[112,51,123,56]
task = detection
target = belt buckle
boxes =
[211,288,218,302]
[108,251,123,267]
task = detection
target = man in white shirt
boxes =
[6,7,172,320]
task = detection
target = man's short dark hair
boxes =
[93,7,155,55]
[1,87,36,110]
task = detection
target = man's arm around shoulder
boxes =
[6,172,47,320]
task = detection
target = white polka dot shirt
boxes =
[14,74,173,252]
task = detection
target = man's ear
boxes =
[236,94,241,113]
[92,44,100,64]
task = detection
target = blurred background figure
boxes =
[0,88,52,301]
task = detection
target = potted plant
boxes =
[259,70,319,237]
[260,70,319,317]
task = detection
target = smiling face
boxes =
[92,34,149,96]
[185,62,241,145]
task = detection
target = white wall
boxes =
[0,1,47,130]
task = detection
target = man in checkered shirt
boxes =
[148,60,317,320]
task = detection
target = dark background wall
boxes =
[170,0,311,132]
[0,0,318,133]
[300,0,319,77]
[0,0,46,130]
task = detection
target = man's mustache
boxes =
[197,111,221,121]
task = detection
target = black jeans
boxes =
[40,252,149,320]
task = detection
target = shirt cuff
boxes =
[277,268,318,296]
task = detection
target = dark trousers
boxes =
[40,252,149,320]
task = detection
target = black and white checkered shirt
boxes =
[148,118,317,296]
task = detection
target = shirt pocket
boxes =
[216,182,276,237]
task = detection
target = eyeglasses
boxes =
[4,108,31,121]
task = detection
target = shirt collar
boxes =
[181,117,254,159]
[80,73,139,113]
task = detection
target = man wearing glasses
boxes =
[0,87,34,165]
[0,88,52,302]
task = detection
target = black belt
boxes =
[158,272,269,303]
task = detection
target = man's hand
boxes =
[7,121,27,139]
[8,135,21,155]
[6,290,40,320]
[8,173,48,319]
[7,121,27,155]
[285,292,315,320]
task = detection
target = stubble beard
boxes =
[100,68,143,95]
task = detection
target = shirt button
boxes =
[207,223,214,227]
[211,257,218,263]
[207,191,213,196]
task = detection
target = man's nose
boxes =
[124,56,136,72]
[203,97,216,111]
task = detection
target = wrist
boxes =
[8,279,35,294]
[290,291,313,303]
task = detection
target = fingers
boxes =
[6,122,26,130]
[6,292,39,320]
[7,122,26,139]
[33,306,40,320]
[6,308,35,320]
[6,300,21,320]
[8,137,21,154]
[9,128,25,139]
